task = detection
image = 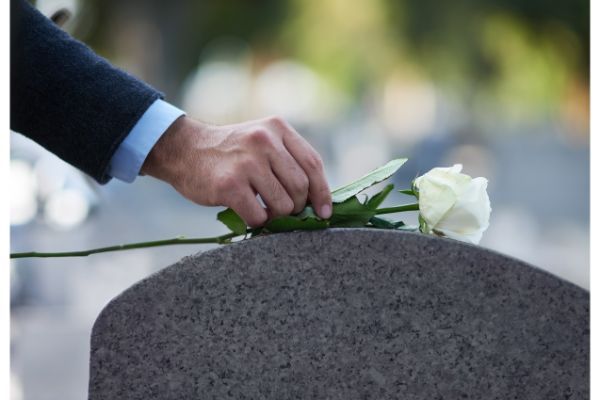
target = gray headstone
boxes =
[88,228,589,400]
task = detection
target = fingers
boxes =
[183,115,330,226]
[249,169,295,218]
[228,186,268,228]
[276,122,332,219]
[268,148,310,214]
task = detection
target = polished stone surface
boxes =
[88,229,589,399]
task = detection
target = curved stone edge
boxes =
[91,228,587,333]
[111,227,586,305]
[89,227,587,342]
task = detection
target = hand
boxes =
[141,115,332,227]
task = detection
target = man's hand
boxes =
[141,115,332,227]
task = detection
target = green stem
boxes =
[10,232,241,259]
[10,203,420,259]
[375,203,419,215]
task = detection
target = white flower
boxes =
[414,164,491,244]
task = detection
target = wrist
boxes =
[141,115,198,183]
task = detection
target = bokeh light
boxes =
[43,189,90,230]
[10,160,38,226]
[182,61,252,123]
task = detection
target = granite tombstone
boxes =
[88,228,589,399]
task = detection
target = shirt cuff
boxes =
[108,99,185,183]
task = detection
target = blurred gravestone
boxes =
[88,229,588,400]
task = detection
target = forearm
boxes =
[10,0,162,183]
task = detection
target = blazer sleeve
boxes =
[10,0,164,184]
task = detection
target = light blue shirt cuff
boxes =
[108,99,185,183]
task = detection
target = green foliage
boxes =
[366,184,394,210]
[331,158,407,203]
[368,216,405,229]
[217,208,247,235]
[264,205,328,233]
[398,189,416,196]
[217,158,416,235]
[265,215,329,233]
[328,197,376,227]
[418,214,428,234]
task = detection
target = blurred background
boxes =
[10,0,589,398]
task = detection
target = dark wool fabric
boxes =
[10,0,164,183]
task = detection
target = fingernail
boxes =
[320,204,332,219]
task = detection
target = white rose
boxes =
[414,164,491,244]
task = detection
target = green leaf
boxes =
[368,216,405,229]
[418,214,428,234]
[329,196,376,227]
[366,184,394,210]
[265,215,329,233]
[264,204,329,233]
[249,227,264,238]
[398,189,416,196]
[217,208,247,235]
[331,158,408,203]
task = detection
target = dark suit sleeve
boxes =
[10,0,163,183]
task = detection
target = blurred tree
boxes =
[78,0,289,98]
[70,0,588,126]
[383,0,588,120]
